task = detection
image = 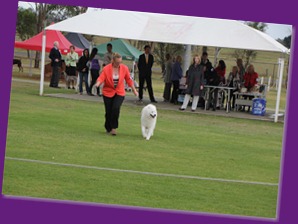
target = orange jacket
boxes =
[97,63,134,97]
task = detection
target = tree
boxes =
[16,7,36,41]
[276,35,291,89]
[16,7,37,58]
[245,22,268,32]
[232,22,268,69]
[153,43,184,73]
[34,3,87,68]
[232,49,258,68]
[17,3,87,68]
[277,35,291,49]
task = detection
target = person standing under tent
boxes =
[88,47,102,96]
[95,53,138,136]
[170,55,183,105]
[179,55,204,112]
[65,45,78,89]
[77,48,91,95]
[200,52,212,70]
[137,45,157,103]
[215,59,227,108]
[215,59,226,84]
[226,66,241,109]
[103,43,113,67]
[237,58,246,85]
[242,64,259,112]
[49,41,62,88]
[205,63,221,111]
[162,53,173,102]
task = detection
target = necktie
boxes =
[146,54,148,64]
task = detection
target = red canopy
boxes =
[14,29,84,55]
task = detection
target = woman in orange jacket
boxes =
[96,53,138,135]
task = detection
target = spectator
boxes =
[244,64,258,91]
[103,43,113,67]
[49,41,62,88]
[236,58,246,85]
[137,45,157,103]
[242,64,259,112]
[77,48,91,95]
[95,53,138,136]
[162,53,173,102]
[215,59,226,84]
[200,52,212,71]
[205,63,221,111]
[215,59,227,107]
[179,55,204,112]
[65,45,78,89]
[201,51,213,84]
[226,66,241,109]
[88,47,101,96]
[170,55,183,105]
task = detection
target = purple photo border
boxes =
[1,0,297,223]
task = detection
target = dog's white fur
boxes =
[141,104,157,140]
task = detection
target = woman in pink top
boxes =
[96,53,138,135]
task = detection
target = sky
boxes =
[264,22,292,39]
[18,1,292,40]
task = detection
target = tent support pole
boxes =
[39,31,46,96]
[274,58,284,123]
[182,45,191,75]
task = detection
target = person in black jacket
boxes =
[77,48,91,95]
[205,63,220,111]
[137,45,157,103]
[49,41,62,88]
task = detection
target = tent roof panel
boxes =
[15,29,84,55]
[46,8,289,53]
[96,39,142,61]
[65,32,91,50]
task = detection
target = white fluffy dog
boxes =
[141,104,157,140]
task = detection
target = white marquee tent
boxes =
[40,8,289,122]
[46,8,288,52]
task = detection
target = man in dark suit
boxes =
[49,41,62,88]
[137,45,157,103]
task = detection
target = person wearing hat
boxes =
[137,45,157,103]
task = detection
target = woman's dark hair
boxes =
[89,48,98,61]
[83,48,89,58]
[218,60,226,70]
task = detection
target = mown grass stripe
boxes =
[6,157,279,187]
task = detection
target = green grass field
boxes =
[2,80,285,218]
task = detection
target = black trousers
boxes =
[138,73,155,101]
[163,82,172,101]
[103,94,125,132]
[170,80,180,104]
[229,89,237,108]
[207,88,219,109]
[50,65,60,87]
[90,69,100,95]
